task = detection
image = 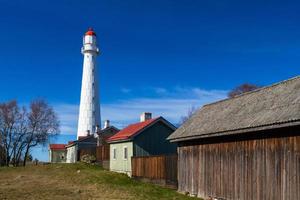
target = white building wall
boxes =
[49,150,52,162]
[66,145,77,163]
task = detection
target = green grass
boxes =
[0,163,199,200]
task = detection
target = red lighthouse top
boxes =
[85,28,96,36]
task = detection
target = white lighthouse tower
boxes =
[77,28,101,139]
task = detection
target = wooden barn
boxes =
[168,76,300,200]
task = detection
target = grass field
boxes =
[0,163,198,200]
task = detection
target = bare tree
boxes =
[0,101,21,166]
[228,83,260,98]
[11,106,28,166]
[0,99,59,167]
[179,106,197,125]
[0,140,5,166]
[22,100,59,166]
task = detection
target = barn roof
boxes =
[168,76,300,142]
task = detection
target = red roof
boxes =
[85,28,96,36]
[49,144,66,150]
[107,118,158,142]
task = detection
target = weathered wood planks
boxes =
[96,145,110,161]
[177,131,300,200]
[131,155,178,186]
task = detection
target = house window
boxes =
[113,148,117,160]
[123,146,128,160]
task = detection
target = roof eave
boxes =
[50,149,66,151]
[66,142,77,148]
[107,138,132,144]
[169,120,300,143]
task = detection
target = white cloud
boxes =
[153,87,168,95]
[120,88,131,94]
[54,87,228,134]
[54,104,79,135]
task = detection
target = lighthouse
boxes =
[77,28,101,139]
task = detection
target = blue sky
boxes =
[0,0,299,160]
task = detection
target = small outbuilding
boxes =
[66,135,97,163]
[65,122,119,164]
[168,76,300,199]
[49,144,67,163]
[107,113,177,176]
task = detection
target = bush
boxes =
[80,154,96,164]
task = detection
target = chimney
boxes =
[140,112,152,122]
[95,125,100,133]
[104,120,110,129]
[86,130,90,136]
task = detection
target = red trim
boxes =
[85,28,96,36]
[107,118,158,142]
[49,144,66,150]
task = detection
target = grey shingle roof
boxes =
[168,76,300,142]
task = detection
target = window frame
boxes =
[112,147,117,160]
[123,146,128,160]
